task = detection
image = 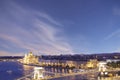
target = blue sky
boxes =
[0,0,120,56]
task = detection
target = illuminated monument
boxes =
[33,67,45,80]
[23,52,39,64]
[98,62,107,72]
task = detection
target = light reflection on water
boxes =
[45,67,73,73]
[49,74,120,80]
[46,68,120,80]
[22,64,34,75]
[97,77,120,80]
[0,61,120,80]
[0,61,34,80]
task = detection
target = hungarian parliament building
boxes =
[22,52,39,64]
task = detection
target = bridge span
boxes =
[17,69,99,80]
[17,67,120,80]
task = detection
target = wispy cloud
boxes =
[0,1,73,56]
[104,6,120,40]
[104,29,120,40]
[113,7,120,16]
[0,50,24,56]
[104,7,120,40]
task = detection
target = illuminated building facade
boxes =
[86,59,98,69]
[98,62,107,72]
[23,52,39,64]
[33,67,44,80]
[106,59,120,63]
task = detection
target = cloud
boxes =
[0,50,24,56]
[103,7,120,40]
[113,7,120,16]
[104,29,120,40]
[0,1,73,56]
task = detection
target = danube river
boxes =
[0,61,120,80]
[0,61,34,80]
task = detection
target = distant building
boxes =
[106,59,120,63]
[23,52,39,64]
[86,59,98,69]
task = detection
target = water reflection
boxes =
[0,61,35,80]
[1,61,120,80]
[45,67,72,73]
[98,77,120,80]
[0,61,24,80]
[45,67,120,80]
[22,64,34,75]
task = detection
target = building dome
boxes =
[23,52,39,64]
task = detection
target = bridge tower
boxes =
[33,67,44,80]
[98,62,107,72]
[98,62,108,76]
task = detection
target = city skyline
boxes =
[0,0,120,56]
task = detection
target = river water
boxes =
[0,61,120,80]
[0,61,33,80]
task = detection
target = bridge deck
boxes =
[17,70,99,80]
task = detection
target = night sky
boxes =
[0,0,120,56]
